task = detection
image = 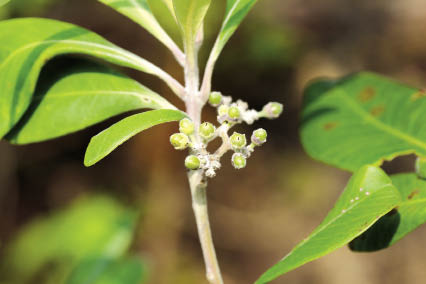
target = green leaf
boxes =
[6,58,176,144]
[0,17,170,139]
[84,109,186,166]
[172,0,211,46]
[1,195,138,283]
[66,256,148,284]
[301,72,426,172]
[256,165,401,284]
[98,0,179,53]
[210,0,259,60]
[349,173,426,252]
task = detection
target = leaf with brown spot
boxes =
[301,72,426,171]
[358,86,376,102]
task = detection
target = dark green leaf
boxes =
[0,17,169,138]
[301,72,426,171]
[350,173,426,252]
[256,165,401,284]
[84,109,186,166]
[66,256,147,284]
[6,59,176,144]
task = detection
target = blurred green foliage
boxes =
[0,195,145,284]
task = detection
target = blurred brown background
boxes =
[1,0,426,283]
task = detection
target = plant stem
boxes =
[184,33,224,284]
[188,170,224,284]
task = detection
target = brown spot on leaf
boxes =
[411,90,426,101]
[358,87,376,102]
[408,189,420,200]
[323,122,338,131]
[370,105,385,117]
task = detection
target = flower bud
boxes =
[185,155,201,170]
[228,106,241,120]
[232,153,247,169]
[199,122,216,140]
[230,132,247,149]
[218,105,229,116]
[179,118,195,135]
[416,157,426,179]
[263,102,283,119]
[251,128,267,145]
[209,92,223,106]
[170,133,189,150]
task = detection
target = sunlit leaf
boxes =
[6,59,176,144]
[85,109,186,166]
[172,0,211,47]
[256,165,401,283]
[98,0,179,53]
[301,72,426,171]
[66,256,148,284]
[350,173,426,251]
[0,17,170,138]
[0,196,138,283]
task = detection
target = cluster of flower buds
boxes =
[169,91,283,178]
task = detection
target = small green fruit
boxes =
[179,118,195,135]
[263,102,283,118]
[199,122,216,140]
[185,155,201,170]
[252,128,267,145]
[232,153,247,169]
[228,106,241,120]
[416,157,426,179]
[230,132,247,149]
[209,92,223,106]
[170,133,189,150]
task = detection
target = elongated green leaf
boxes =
[172,0,211,46]
[210,0,258,60]
[1,196,137,282]
[98,0,179,53]
[6,59,176,144]
[349,173,426,252]
[256,165,401,284]
[0,17,169,139]
[67,256,147,284]
[85,109,186,166]
[301,72,426,172]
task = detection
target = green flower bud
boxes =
[199,122,216,140]
[185,155,201,170]
[232,153,247,169]
[230,132,247,149]
[263,102,283,119]
[228,106,241,120]
[416,157,426,179]
[170,133,189,150]
[179,118,195,135]
[218,105,229,116]
[252,128,267,145]
[209,92,223,106]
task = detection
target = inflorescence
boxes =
[170,92,283,178]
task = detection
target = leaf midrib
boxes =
[336,90,426,151]
[0,39,143,73]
